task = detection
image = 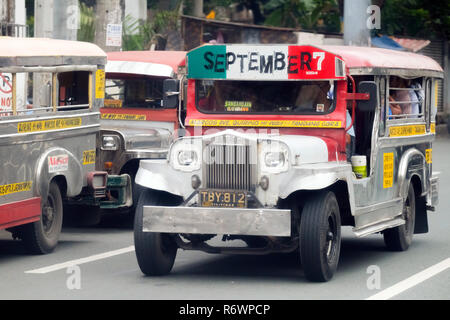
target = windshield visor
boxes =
[196,80,335,114]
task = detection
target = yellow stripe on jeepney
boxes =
[431,123,436,134]
[383,153,394,189]
[426,149,432,164]
[188,119,342,128]
[82,150,96,165]
[95,69,106,99]
[101,113,147,121]
[389,124,426,137]
[0,181,32,196]
[17,118,82,133]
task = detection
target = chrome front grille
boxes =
[204,142,255,191]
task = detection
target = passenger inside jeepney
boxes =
[388,76,422,118]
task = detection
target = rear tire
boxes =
[299,191,341,282]
[384,184,416,251]
[134,189,179,276]
[21,181,63,254]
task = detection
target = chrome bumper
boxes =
[142,206,291,237]
[430,174,439,208]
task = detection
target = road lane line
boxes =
[366,257,450,300]
[25,246,135,274]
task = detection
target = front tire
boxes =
[134,189,179,276]
[383,183,416,251]
[299,191,341,282]
[21,181,63,254]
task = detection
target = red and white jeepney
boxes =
[133,44,442,281]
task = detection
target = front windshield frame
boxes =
[195,80,337,116]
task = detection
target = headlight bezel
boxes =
[169,138,202,172]
[260,140,290,173]
[101,135,120,151]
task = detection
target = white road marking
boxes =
[366,257,450,300]
[25,246,135,274]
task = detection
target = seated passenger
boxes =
[389,77,411,116]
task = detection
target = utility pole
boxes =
[193,0,204,18]
[95,0,124,52]
[53,0,78,40]
[344,0,372,46]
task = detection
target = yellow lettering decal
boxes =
[188,119,342,128]
[101,113,147,121]
[426,149,432,164]
[17,118,82,133]
[104,99,123,108]
[0,181,32,197]
[96,69,106,99]
[82,150,96,165]
[430,123,436,134]
[383,153,394,189]
[389,125,426,137]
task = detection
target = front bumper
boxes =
[142,206,291,237]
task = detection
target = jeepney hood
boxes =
[191,129,333,165]
[101,125,172,151]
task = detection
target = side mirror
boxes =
[163,79,180,109]
[357,81,378,112]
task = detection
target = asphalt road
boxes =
[1,134,449,300]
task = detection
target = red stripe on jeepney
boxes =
[0,198,41,230]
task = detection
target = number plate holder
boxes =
[199,189,248,208]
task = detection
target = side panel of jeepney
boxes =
[352,76,434,229]
[0,112,99,199]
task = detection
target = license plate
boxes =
[199,190,247,208]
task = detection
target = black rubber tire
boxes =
[21,181,63,254]
[384,184,416,251]
[134,189,178,276]
[299,191,341,282]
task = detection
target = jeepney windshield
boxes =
[196,80,335,114]
[105,76,164,109]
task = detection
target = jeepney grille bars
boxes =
[205,143,254,191]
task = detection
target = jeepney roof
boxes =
[186,44,443,80]
[0,37,107,67]
[107,51,186,78]
[320,45,443,78]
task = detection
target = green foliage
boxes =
[263,0,340,32]
[77,1,95,42]
[122,9,180,51]
[380,0,450,39]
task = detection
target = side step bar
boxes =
[353,217,405,238]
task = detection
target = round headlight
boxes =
[264,152,285,168]
[178,150,198,166]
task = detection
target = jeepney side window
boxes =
[58,71,90,111]
[196,80,336,115]
[104,76,164,109]
[0,72,31,117]
[387,76,425,121]
[378,76,387,137]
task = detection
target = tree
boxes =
[378,0,450,40]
